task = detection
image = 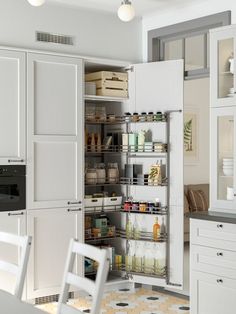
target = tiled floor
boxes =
[37,287,190,314]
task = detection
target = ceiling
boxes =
[47,0,194,17]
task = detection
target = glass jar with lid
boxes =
[107,163,119,183]
[95,163,106,184]
[86,168,97,185]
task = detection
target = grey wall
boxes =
[0,0,142,62]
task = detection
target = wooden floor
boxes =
[37,287,190,314]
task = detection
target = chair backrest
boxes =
[0,231,32,299]
[57,240,109,314]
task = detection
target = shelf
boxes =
[85,178,168,187]
[119,230,167,243]
[85,94,128,102]
[85,115,166,125]
[85,144,167,156]
[220,71,234,75]
[85,235,117,243]
[120,208,168,215]
[84,205,168,215]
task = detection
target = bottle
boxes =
[125,245,134,271]
[134,242,143,272]
[96,133,101,152]
[154,243,162,275]
[153,217,160,241]
[138,130,146,152]
[160,217,166,237]
[144,243,154,274]
[133,216,141,240]
[90,133,96,152]
[126,216,133,239]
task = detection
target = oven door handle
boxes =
[8,211,25,216]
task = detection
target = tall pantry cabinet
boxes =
[26,53,84,299]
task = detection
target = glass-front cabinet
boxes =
[211,106,236,211]
[210,26,236,107]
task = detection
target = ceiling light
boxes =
[27,0,45,6]
[118,0,135,22]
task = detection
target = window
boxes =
[148,11,231,80]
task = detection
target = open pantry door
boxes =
[127,60,184,289]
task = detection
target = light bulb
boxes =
[118,1,135,22]
[27,0,45,6]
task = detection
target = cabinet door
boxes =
[27,53,83,209]
[210,106,236,211]
[191,271,236,314]
[210,26,236,108]
[0,50,25,164]
[27,207,83,299]
[0,211,26,295]
[128,60,184,288]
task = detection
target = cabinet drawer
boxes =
[190,218,236,251]
[191,271,236,314]
[191,244,236,279]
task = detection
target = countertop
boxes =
[187,210,236,224]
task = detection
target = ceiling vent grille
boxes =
[36,31,74,45]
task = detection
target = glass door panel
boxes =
[217,115,234,201]
[218,38,234,99]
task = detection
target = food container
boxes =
[95,163,106,184]
[144,142,153,152]
[85,216,92,229]
[107,114,116,122]
[155,111,163,121]
[139,202,147,212]
[103,196,122,210]
[132,112,139,122]
[140,112,147,122]
[124,112,131,122]
[107,163,119,183]
[148,202,155,212]
[132,201,139,211]
[107,226,116,237]
[86,168,97,185]
[92,228,102,238]
[147,112,154,122]
[84,198,103,211]
[124,201,132,211]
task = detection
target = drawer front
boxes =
[191,244,236,279]
[190,218,236,251]
[191,271,236,314]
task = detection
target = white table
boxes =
[0,290,46,314]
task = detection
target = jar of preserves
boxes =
[139,201,147,212]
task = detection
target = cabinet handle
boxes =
[67,208,82,212]
[217,224,223,229]
[217,252,223,257]
[8,159,24,163]
[216,279,223,284]
[67,201,82,205]
[8,212,24,216]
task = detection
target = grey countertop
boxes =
[187,211,236,224]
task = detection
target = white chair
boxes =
[57,240,109,314]
[0,231,32,299]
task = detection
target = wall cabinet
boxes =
[210,25,236,108]
[0,211,26,295]
[27,208,83,299]
[210,106,236,211]
[190,218,236,314]
[0,50,26,165]
[27,53,84,209]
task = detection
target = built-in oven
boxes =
[0,165,26,211]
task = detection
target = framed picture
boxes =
[184,108,199,165]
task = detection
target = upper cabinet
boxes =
[0,50,26,164]
[210,25,236,107]
[27,53,84,209]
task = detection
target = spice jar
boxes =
[107,114,116,122]
[107,163,119,183]
[124,112,131,122]
[147,112,154,122]
[148,202,155,212]
[155,111,163,121]
[132,112,139,122]
[140,112,147,122]
[124,201,132,211]
[139,201,147,212]
[86,168,97,185]
[95,163,106,184]
[132,201,139,211]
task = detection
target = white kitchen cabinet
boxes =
[190,218,236,314]
[210,106,236,212]
[0,50,26,165]
[0,211,26,295]
[210,25,236,108]
[27,53,84,209]
[27,207,83,299]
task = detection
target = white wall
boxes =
[0,0,142,62]
[142,0,236,61]
[184,78,210,185]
